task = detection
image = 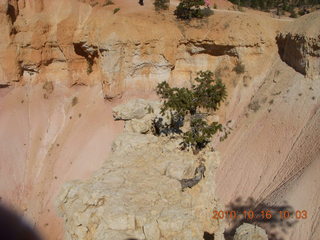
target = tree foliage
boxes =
[229,0,319,14]
[154,0,170,11]
[174,0,207,19]
[155,71,229,152]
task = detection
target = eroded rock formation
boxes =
[233,224,268,240]
[276,11,320,78]
[57,99,224,240]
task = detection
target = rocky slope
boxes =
[0,0,319,239]
[57,99,224,240]
[215,11,320,240]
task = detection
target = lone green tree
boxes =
[155,71,229,152]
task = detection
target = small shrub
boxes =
[89,1,99,7]
[87,61,93,74]
[201,7,214,17]
[146,105,154,114]
[289,9,298,18]
[103,0,114,6]
[72,97,78,106]
[43,81,54,94]
[233,62,245,74]
[213,3,217,9]
[154,0,169,11]
[248,100,260,112]
[113,7,120,14]
[174,0,206,20]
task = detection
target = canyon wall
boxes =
[0,0,319,239]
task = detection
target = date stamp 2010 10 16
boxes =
[212,210,308,220]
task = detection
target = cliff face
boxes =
[215,11,320,240]
[276,12,320,78]
[0,0,276,97]
[0,0,319,240]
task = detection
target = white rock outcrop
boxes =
[233,223,268,240]
[57,99,223,240]
[112,99,160,120]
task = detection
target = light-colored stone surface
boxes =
[234,223,268,240]
[112,98,158,120]
[57,102,222,239]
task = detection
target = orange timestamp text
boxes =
[212,210,308,220]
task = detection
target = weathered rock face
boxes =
[233,224,268,240]
[277,33,320,78]
[216,11,320,240]
[276,11,320,78]
[57,99,223,240]
[0,0,277,98]
[112,99,160,120]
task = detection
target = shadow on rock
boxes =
[224,197,297,240]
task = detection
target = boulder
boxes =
[234,223,268,240]
[112,99,160,120]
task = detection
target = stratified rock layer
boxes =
[276,11,320,78]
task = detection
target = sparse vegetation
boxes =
[87,60,93,74]
[103,0,114,6]
[89,1,99,7]
[223,22,230,29]
[233,62,245,74]
[43,81,54,94]
[155,70,230,152]
[228,0,320,16]
[248,100,260,112]
[72,97,78,106]
[201,7,214,17]
[146,105,154,114]
[113,7,120,14]
[174,0,207,20]
[289,8,298,18]
[154,0,170,11]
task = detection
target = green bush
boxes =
[156,71,229,152]
[233,62,245,74]
[103,0,114,6]
[154,0,170,11]
[174,0,206,20]
[113,8,120,14]
[201,7,214,17]
[289,9,298,18]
